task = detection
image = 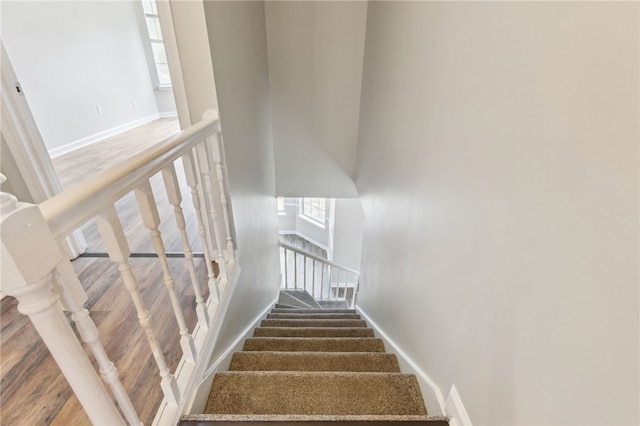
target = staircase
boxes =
[181,291,448,425]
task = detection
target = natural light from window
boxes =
[302,198,326,223]
[141,0,171,87]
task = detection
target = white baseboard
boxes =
[445,385,472,426]
[185,296,278,415]
[158,111,178,118]
[49,113,165,158]
[356,306,447,416]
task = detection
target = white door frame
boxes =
[1,42,87,259]
[156,0,192,129]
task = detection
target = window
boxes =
[141,0,171,88]
[302,198,326,223]
[277,198,285,212]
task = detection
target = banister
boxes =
[278,240,360,275]
[3,112,241,425]
[39,111,219,240]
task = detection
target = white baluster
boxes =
[210,123,235,261]
[181,151,218,299]
[351,277,359,308]
[312,259,316,300]
[134,180,196,362]
[321,263,326,299]
[54,260,142,426]
[294,252,298,289]
[95,205,180,405]
[162,163,209,328]
[195,141,228,283]
[304,255,307,293]
[284,247,289,289]
[1,180,125,425]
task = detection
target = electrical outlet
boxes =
[96,104,103,114]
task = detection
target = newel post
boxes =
[0,174,125,425]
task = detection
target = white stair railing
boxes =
[0,110,238,425]
[278,240,360,308]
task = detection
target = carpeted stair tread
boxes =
[230,351,401,372]
[204,371,427,416]
[281,290,324,309]
[181,414,450,424]
[253,327,374,338]
[243,337,385,352]
[262,319,367,328]
[267,313,361,320]
[271,308,357,314]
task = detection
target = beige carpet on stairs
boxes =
[181,291,448,425]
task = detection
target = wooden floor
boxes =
[1,117,213,425]
[52,117,181,190]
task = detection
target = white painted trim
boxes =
[1,42,87,259]
[445,385,472,426]
[152,262,241,426]
[48,114,164,158]
[298,212,326,229]
[158,111,178,118]
[157,0,192,130]
[356,305,447,416]
[183,292,280,418]
[199,296,277,384]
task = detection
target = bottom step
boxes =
[205,371,427,416]
[181,414,449,425]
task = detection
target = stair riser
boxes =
[270,309,357,314]
[261,319,367,328]
[267,313,361,320]
[243,338,385,352]
[253,327,374,338]
[230,352,401,372]
[182,419,446,425]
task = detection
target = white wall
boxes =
[265,1,366,198]
[332,198,363,271]
[154,90,177,115]
[355,2,638,425]
[202,0,280,360]
[1,1,159,152]
[277,198,298,233]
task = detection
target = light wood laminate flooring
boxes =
[1,117,212,425]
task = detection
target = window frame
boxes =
[140,0,172,89]
[301,198,326,224]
